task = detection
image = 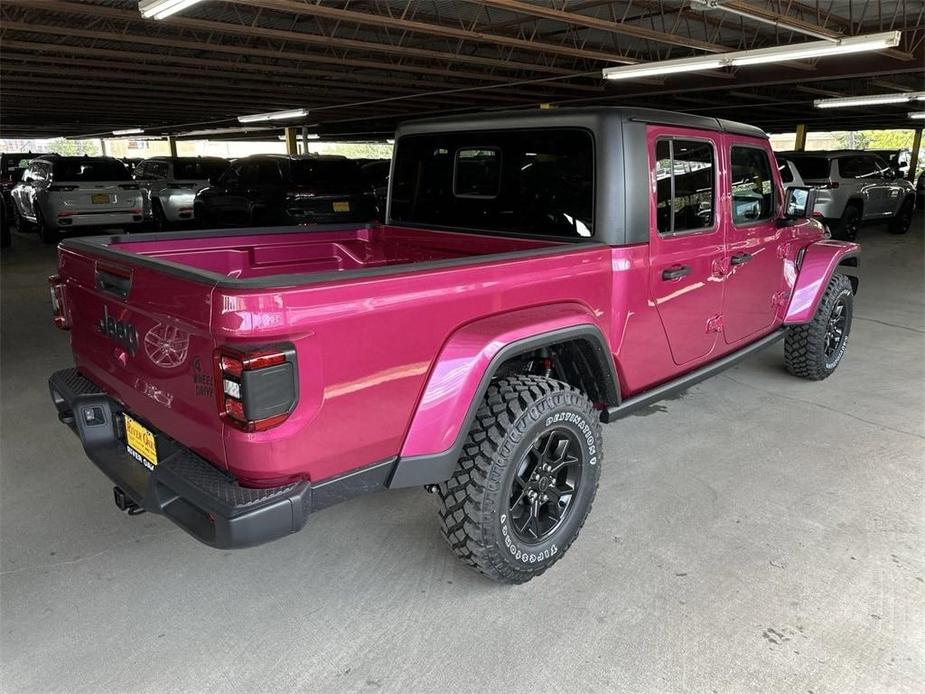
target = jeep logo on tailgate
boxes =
[99,305,139,354]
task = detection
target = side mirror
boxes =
[780,186,817,223]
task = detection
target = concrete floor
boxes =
[1,218,923,693]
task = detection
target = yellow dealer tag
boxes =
[125,414,158,468]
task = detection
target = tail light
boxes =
[214,344,298,432]
[119,184,140,190]
[48,184,78,192]
[48,275,69,329]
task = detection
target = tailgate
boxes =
[58,247,226,468]
[57,181,142,211]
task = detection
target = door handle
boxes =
[661,265,691,281]
[730,253,752,266]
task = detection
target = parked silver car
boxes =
[11,156,144,243]
[781,150,916,240]
[133,157,229,230]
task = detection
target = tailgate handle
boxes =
[95,267,132,298]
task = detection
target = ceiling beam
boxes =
[468,0,727,52]
[230,0,640,66]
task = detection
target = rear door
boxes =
[647,127,726,365]
[722,140,786,344]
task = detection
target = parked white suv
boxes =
[782,150,916,240]
[11,156,144,243]
[133,157,229,230]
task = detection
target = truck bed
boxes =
[85,224,567,283]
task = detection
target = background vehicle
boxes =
[11,156,144,243]
[916,170,924,209]
[1,152,35,245]
[782,150,916,239]
[194,154,377,228]
[361,159,390,218]
[48,108,858,584]
[775,155,805,189]
[134,156,229,230]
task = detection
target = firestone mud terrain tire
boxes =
[436,375,603,584]
[785,273,853,381]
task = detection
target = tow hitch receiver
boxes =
[113,486,144,515]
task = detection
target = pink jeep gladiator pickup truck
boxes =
[48,108,859,583]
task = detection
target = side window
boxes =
[730,146,775,225]
[133,162,148,180]
[838,156,877,179]
[655,138,715,235]
[150,162,169,179]
[871,156,893,178]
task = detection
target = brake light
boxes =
[48,184,78,192]
[214,344,297,432]
[48,275,69,329]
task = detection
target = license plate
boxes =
[125,414,158,469]
[91,193,110,204]
[332,201,350,212]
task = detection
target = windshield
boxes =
[391,128,594,238]
[788,156,831,180]
[173,159,229,180]
[53,158,131,182]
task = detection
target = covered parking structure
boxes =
[1,2,924,693]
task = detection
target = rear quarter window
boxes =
[390,128,594,238]
[789,156,832,180]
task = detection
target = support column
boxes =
[301,126,309,154]
[100,138,107,156]
[167,135,178,158]
[794,123,807,151]
[284,127,298,155]
[908,127,922,182]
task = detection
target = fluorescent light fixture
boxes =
[602,57,725,81]
[139,0,204,20]
[602,31,900,81]
[112,128,144,136]
[909,112,925,120]
[814,91,925,109]
[237,108,309,124]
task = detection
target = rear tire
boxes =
[785,273,853,381]
[152,200,169,232]
[832,205,860,241]
[435,375,603,584]
[888,198,914,235]
[35,207,59,245]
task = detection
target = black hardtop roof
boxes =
[398,106,767,139]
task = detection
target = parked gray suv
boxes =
[134,157,229,230]
[782,151,916,240]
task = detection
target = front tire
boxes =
[832,205,860,241]
[888,198,914,235]
[436,375,603,584]
[785,273,853,380]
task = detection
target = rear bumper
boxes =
[49,368,310,549]
[55,212,145,228]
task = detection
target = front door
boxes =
[647,128,726,366]
[723,141,787,344]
